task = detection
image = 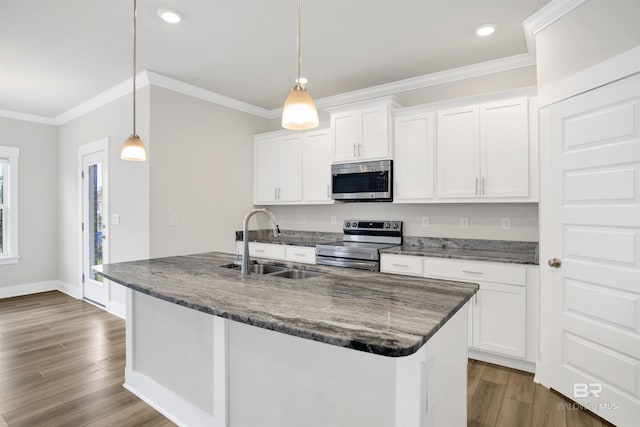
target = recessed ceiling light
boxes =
[157,9,182,24]
[475,23,497,37]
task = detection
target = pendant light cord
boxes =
[296,0,301,87]
[132,0,137,134]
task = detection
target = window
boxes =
[0,146,19,264]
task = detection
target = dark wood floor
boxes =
[1,291,615,426]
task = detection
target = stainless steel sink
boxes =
[220,263,288,274]
[268,269,323,279]
[220,263,323,279]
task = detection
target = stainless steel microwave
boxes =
[331,160,393,202]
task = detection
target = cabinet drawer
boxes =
[380,254,423,276]
[249,243,286,260]
[424,258,525,286]
[285,246,316,264]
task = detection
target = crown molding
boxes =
[145,71,273,119]
[1,0,588,126]
[0,109,58,125]
[522,0,588,55]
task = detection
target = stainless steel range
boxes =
[315,220,402,271]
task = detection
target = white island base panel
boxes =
[123,289,468,427]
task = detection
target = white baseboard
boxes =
[124,369,221,427]
[0,280,63,299]
[469,349,536,373]
[108,300,126,319]
[58,282,82,299]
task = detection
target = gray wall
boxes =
[536,0,640,87]
[57,87,151,305]
[267,67,540,242]
[0,118,58,287]
[149,86,271,257]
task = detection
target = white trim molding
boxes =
[0,110,58,125]
[522,0,588,55]
[0,280,64,299]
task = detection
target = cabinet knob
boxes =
[548,258,561,268]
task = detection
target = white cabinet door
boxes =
[480,98,529,198]
[436,105,480,198]
[277,136,302,202]
[254,139,279,203]
[360,105,390,159]
[472,281,526,358]
[394,113,435,201]
[302,129,333,203]
[332,111,359,162]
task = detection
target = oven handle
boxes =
[315,257,379,271]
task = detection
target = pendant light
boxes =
[121,0,147,161]
[281,0,319,130]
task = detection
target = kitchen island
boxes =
[97,252,478,427]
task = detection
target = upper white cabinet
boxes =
[254,134,302,204]
[331,101,397,162]
[302,128,333,203]
[394,112,436,202]
[436,97,531,200]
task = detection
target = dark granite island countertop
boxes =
[97,252,478,357]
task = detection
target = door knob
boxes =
[548,258,561,268]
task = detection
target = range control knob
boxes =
[392,223,399,229]
[351,222,358,228]
[344,222,350,228]
[384,223,390,229]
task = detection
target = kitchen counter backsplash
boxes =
[237,229,539,265]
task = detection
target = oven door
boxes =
[331,160,392,201]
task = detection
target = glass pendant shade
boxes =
[121,134,147,161]
[282,84,319,130]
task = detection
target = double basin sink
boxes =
[221,262,323,280]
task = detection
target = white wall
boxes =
[57,87,150,307]
[149,86,271,257]
[536,0,640,88]
[265,68,540,242]
[0,118,58,287]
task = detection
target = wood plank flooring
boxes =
[468,359,615,427]
[0,291,175,427]
[1,291,616,426]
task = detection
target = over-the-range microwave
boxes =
[331,160,393,202]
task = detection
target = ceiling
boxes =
[0,0,550,119]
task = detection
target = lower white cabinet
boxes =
[236,242,315,264]
[381,253,536,368]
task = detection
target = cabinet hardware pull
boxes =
[254,249,265,253]
[475,178,479,196]
[294,253,306,257]
[277,187,281,199]
[274,187,277,199]
[482,177,486,196]
[353,143,357,157]
[327,185,330,198]
[462,270,483,275]
[392,264,410,268]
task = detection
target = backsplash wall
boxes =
[264,203,539,242]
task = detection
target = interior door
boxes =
[541,73,640,426]
[82,150,108,306]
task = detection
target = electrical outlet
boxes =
[301,215,306,225]
[331,215,337,225]
[501,217,511,231]
[170,214,178,226]
[422,216,429,228]
[112,214,120,225]
[460,217,469,229]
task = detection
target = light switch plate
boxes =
[170,214,178,226]
[422,216,429,228]
[331,215,337,225]
[501,217,511,231]
[460,217,469,229]
[112,214,120,225]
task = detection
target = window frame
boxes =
[0,146,19,265]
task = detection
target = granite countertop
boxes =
[236,230,539,265]
[97,252,478,357]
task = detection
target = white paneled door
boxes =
[540,73,640,426]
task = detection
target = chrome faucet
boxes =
[241,208,280,275]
